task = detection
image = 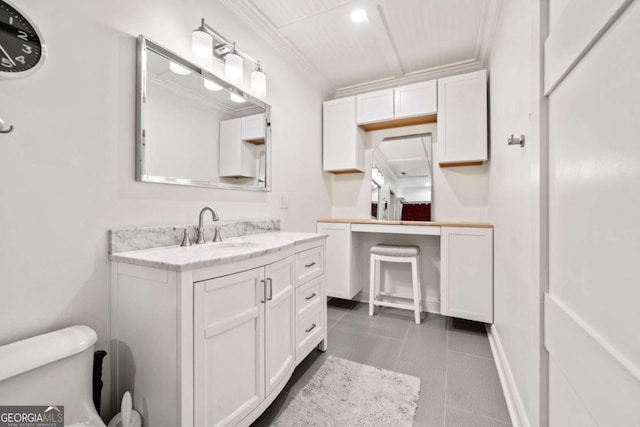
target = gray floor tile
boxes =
[326,325,366,359]
[446,406,511,427]
[333,312,376,335]
[347,333,404,371]
[369,312,411,340]
[448,331,493,359]
[395,360,446,427]
[446,351,510,423]
[398,326,448,372]
[347,301,373,316]
[327,306,347,328]
[419,312,448,331]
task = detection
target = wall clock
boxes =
[0,0,46,79]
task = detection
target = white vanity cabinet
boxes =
[241,113,266,143]
[316,222,360,299]
[110,235,327,427]
[322,96,365,173]
[437,70,488,166]
[219,118,257,178]
[440,226,493,323]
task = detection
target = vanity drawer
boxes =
[297,309,323,357]
[296,277,322,319]
[295,246,323,285]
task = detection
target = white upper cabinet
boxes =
[356,89,394,124]
[394,80,438,119]
[437,70,488,165]
[241,113,266,143]
[323,96,365,173]
[219,118,257,178]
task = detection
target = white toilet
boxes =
[0,325,107,427]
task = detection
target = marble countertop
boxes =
[317,218,493,228]
[109,232,326,272]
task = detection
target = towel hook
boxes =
[0,118,14,134]
[508,134,525,147]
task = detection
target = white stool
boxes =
[369,244,422,324]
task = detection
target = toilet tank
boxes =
[0,325,106,426]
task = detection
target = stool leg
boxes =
[369,255,376,316]
[411,257,421,324]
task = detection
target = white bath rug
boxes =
[273,356,421,426]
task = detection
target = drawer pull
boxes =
[305,323,317,333]
[305,292,317,301]
[305,262,316,268]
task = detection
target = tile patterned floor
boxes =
[252,299,511,427]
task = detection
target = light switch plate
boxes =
[279,192,289,209]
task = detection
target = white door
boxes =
[264,256,296,395]
[194,268,265,427]
[545,1,640,425]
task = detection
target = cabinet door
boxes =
[264,256,296,396]
[194,268,265,427]
[356,89,394,124]
[440,227,493,323]
[219,118,257,178]
[316,222,359,299]
[394,80,437,118]
[241,113,266,143]
[437,70,488,165]
[323,97,365,172]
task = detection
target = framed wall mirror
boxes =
[136,36,271,191]
[371,134,432,221]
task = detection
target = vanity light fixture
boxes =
[250,62,267,99]
[191,18,267,99]
[169,61,191,75]
[204,79,221,91]
[350,9,368,23]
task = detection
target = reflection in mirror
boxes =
[136,36,271,191]
[371,134,432,221]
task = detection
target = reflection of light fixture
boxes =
[372,167,385,187]
[250,62,267,99]
[351,9,368,23]
[204,79,221,91]
[224,48,243,86]
[191,19,267,95]
[169,61,191,75]
[230,93,246,103]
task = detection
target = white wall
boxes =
[0,0,331,418]
[487,0,545,425]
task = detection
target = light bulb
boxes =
[230,93,246,103]
[250,68,267,98]
[169,61,191,75]
[204,79,221,91]
[350,9,368,23]
[191,29,213,62]
[225,52,243,86]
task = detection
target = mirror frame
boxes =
[135,35,272,192]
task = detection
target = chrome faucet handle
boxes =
[196,227,206,244]
[173,227,192,247]
[212,227,222,242]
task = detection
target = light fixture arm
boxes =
[198,18,261,68]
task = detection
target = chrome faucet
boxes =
[196,207,221,244]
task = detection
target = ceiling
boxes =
[222,0,502,96]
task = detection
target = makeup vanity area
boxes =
[318,69,493,324]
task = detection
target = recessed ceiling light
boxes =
[350,9,368,23]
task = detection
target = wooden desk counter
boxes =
[317,218,493,228]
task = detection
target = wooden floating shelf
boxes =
[439,161,484,168]
[244,138,265,145]
[358,114,437,132]
[327,168,364,175]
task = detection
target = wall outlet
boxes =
[279,192,289,209]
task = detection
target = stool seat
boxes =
[370,244,420,257]
[369,244,422,324]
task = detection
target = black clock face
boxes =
[0,1,42,73]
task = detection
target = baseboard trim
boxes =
[486,324,529,427]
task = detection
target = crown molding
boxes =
[334,59,484,97]
[476,0,504,67]
[220,0,336,96]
